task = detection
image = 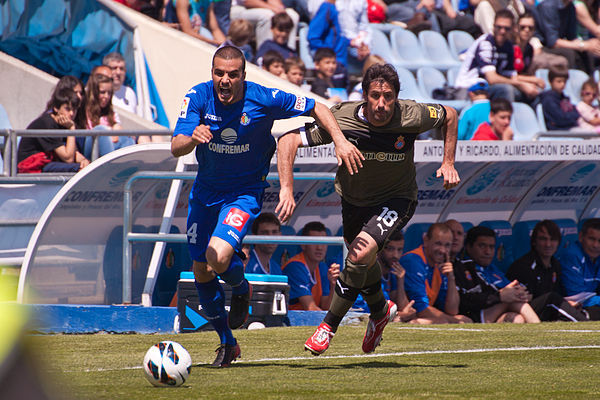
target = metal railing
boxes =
[533,131,600,140]
[122,171,344,304]
[1,128,172,177]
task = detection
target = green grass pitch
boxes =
[29,321,600,399]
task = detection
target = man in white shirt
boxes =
[103,52,140,116]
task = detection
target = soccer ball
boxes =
[143,341,192,387]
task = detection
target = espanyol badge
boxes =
[394,135,405,150]
[240,112,251,126]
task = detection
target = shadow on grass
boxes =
[196,362,468,370]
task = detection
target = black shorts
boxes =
[341,197,418,251]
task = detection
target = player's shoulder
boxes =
[185,81,212,99]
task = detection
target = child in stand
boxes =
[471,98,514,140]
[225,18,255,62]
[576,79,600,133]
[284,57,306,87]
[539,66,580,131]
[261,50,286,78]
[310,47,344,103]
[254,12,297,67]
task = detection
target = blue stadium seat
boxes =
[369,27,402,65]
[389,28,433,71]
[416,66,468,110]
[535,68,549,87]
[298,25,314,69]
[447,30,474,61]
[478,220,513,272]
[447,66,460,86]
[418,30,460,70]
[566,69,589,105]
[272,225,298,267]
[511,102,541,141]
[512,220,539,260]
[555,218,578,252]
[404,223,431,252]
[395,66,428,102]
[536,103,548,132]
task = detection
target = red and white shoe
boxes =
[304,322,334,356]
[362,300,397,353]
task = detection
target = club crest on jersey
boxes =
[221,128,237,144]
[394,135,405,150]
[179,97,190,118]
[465,270,472,281]
[240,112,251,126]
[223,208,250,232]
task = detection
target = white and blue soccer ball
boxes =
[143,341,192,387]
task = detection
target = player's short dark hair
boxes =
[314,47,336,63]
[549,65,569,83]
[48,87,80,111]
[285,56,306,73]
[262,50,285,69]
[490,98,512,114]
[388,230,404,242]
[494,9,515,25]
[426,223,451,239]
[361,63,400,99]
[531,220,561,249]
[581,218,600,235]
[213,45,246,72]
[252,212,281,234]
[301,221,327,236]
[465,226,496,247]
[271,12,293,32]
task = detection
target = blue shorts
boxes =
[186,189,263,262]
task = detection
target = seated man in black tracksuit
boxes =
[453,226,540,323]
[506,220,587,322]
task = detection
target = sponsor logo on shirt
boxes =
[294,96,306,111]
[208,142,250,154]
[362,151,406,162]
[240,112,251,126]
[223,208,250,232]
[204,113,222,122]
[227,230,240,242]
[179,97,190,119]
[221,128,238,144]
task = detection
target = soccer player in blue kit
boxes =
[171,46,363,367]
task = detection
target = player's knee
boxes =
[341,258,369,289]
[193,262,215,282]
[205,246,231,273]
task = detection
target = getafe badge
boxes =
[240,112,251,126]
[394,135,405,150]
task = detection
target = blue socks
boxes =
[219,254,249,295]
[195,278,236,345]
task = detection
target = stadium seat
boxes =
[418,30,460,70]
[0,104,11,175]
[535,103,548,132]
[478,220,513,272]
[369,27,402,65]
[271,225,298,267]
[298,25,314,69]
[554,218,578,253]
[416,66,468,110]
[535,68,549,88]
[404,222,431,252]
[447,66,460,86]
[389,28,433,70]
[565,68,589,105]
[447,30,474,61]
[511,102,541,141]
[512,220,539,260]
[395,66,428,102]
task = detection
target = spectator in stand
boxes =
[261,50,286,77]
[245,213,283,275]
[307,0,350,90]
[457,79,491,140]
[282,221,339,311]
[454,9,540,103]
[401,223,473,324]
[174,0,226,45]
[371,0,433,34]
[102,52,145,121]
[453,226,541,323]
[310,47,344,102]
[230,0,299,51]
[17,88,89,173]
[91,64,112,80]
[576,79,600,133]
[506,220,588,321]
[514,13,567,77]
[557,218,600,320]
[534,0,600,73]
[445,219,465,261]
[284,57,306,86]
[254,12,297,66]
[224,18,255,62]
[539,66,581,132]
[51,75,87,130]
[335,0,371,73]
[474,0,524,35]
[471,98,513,140]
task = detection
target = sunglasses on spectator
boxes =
[494,25,512,32]
[519,25,534,31]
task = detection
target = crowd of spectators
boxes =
[246,212,600,324]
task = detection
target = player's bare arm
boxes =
[275,129,302,223]
[310,102,364,175]
[437,105,460,190]
[171,124,213,157]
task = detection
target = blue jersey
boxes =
[245,248,282,275]
[174,81,315,195]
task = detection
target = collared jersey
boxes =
[557,241,600,307]
[506,251,562,298]
[174,81,315,195]
[245,248,282,275]
[282,252,330,309]
[301,100,446,206]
